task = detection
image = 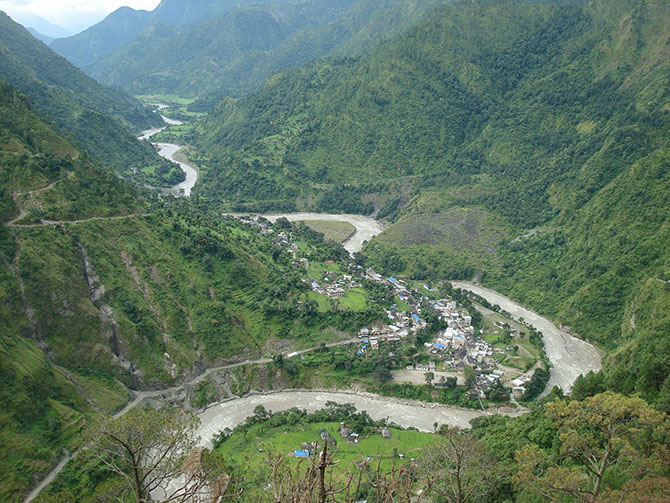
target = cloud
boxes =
[0,0,160,33]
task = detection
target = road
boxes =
[451,281,602,393]
[113,338,360,419]
[24,338,359,502]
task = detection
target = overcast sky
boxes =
[1,0,161,35]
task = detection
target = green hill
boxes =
[86,0,450,104]
[49,0,293,70]
[0,82,374,501]
[0,12,181,187]
[191,0,670,402]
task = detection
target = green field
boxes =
[302,220,356,244]
[308,260,345,280]
[339,288,368,311]
[217,421,433,492]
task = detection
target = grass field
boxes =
[308,260,345,281]
[339,288,368,311]
[217,421,433,487]
[302,220,356,244]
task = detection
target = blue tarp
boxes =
[295,450,310,458]
[435,343,447,350]
[412,314,420,323]
[389,277,398,282]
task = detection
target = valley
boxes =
[138,109,199,196]
[1,0,669,501]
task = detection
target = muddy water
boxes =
[451,281,602,393]
[196,390,521,447]
[261,212,383,255]
[138,112,198,196]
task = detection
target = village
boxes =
[233,214,545,402]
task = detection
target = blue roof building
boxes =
[295,450,310,458]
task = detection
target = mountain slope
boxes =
[0,12,180,186]
[191,0,670,401]
[27,27,54,45]
[49,0,292,69]
[88,0,450,103]
[0,81,368,501]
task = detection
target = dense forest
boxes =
[84,0,450,106]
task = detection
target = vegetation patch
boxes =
[301,220,356,244]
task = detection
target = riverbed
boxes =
[451,281,602,393]
[196,390,520,448]
[261,212,384,255]
[138,112,198,196]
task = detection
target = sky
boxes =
[0,0,161,35]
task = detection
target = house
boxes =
[381,427,391,439]
[330,288,345,298]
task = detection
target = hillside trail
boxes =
[3,172,145,228]
[24,337,360,502]
[7,212,148,228]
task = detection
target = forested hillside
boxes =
[191,0,670,403]
[84,0,450,105]
[49,0,293,69]
[0,82,370,501]
[0,12,181,186]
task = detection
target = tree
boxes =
[463,366,477,389]
[424,372,434,386]
[419,427,502,503]
[85,407,228,503]
[266,440,426,503]
[515,392,667,503]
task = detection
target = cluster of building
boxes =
[309,272,360,299]
[339,422,360,444]
[365,269,412,300]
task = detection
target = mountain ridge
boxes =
[0,11,182,186]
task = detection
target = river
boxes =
[138,109,198,197]
[451,281,602,393]
[261,212,384,255]
[196,391,522,448]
